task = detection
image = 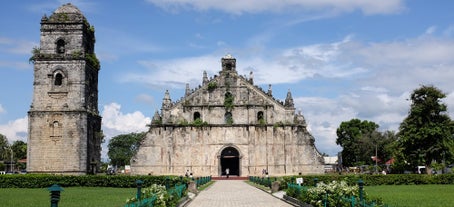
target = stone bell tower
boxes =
[27,3,102,174]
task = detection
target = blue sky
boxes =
[1,0,454,160]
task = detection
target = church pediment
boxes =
[158,55,301,126]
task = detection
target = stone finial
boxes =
[152,110,161,124]
[203,70,208,85]
[185,83,190,96]
[249,71,254,84]
[267,84,272,96]
[162,90,172,109]
[284,89,294,108]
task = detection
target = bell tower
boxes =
[27,3,102,174]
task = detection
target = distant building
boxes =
[323,156,338,173]
[27,3,102,174]
[131,55,325,176]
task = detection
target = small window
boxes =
[257,111,264,121]
[194,112,201,121]
[54,73,63,86]
[51,121,62,138]
[225,112,233,124]
[56,39,65,54]
[225,63,232,70]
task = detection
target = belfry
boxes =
[27,3,102,174]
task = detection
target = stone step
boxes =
[211,176,248,180]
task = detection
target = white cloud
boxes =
[0,36,38,55]
[126,37,368,88]
[0,104,4,113]
[0,116,28,143]
[129,55,222,89]
[101,103,151,160]
[120,30,454,157]
[146,0,405,15]
[136,94,155,105]
[101,102,151,133]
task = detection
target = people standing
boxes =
[226,168,230,178]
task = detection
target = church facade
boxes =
[131,55,324,176]
[27,3,102,174]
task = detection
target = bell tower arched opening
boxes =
[220,146,240,176]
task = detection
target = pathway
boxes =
[186,180,292,207]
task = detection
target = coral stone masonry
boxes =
[27,3,102,174]
[27,3,324,176]
[131,55,324,176]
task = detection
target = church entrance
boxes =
[220,147,240,176]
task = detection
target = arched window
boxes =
[257,111,264,121]
[54,73,63,86]
[194,112,201,121]
[225,112,233,124]
[51,121,62,138]
[224,92,234,110]
[56,39,65,54]
[225,63,232,70]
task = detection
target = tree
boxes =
[5,140,27,171]
[0,134,8,161]
[397,85,454,173]
[108,132,146,167]
[336,119,379,166]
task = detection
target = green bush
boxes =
[0,174,188,188]
[280,174,454,189]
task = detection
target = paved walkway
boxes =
[186,180,292,207]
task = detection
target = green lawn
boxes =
[366,184,454,207]
[0,187,135,207]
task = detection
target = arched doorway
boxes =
[220,147,240,176]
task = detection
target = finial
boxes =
[185,83,190,96]
[267,84,272,96]
[285,89,294,108]
[203,70,208,85]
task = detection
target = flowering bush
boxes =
[301,180,359,207]
[126,184,179,207]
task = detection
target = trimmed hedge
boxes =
[280,174,454,189]
[0,174,189,188]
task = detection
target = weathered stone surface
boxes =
[27,3,101,175]
[131,55,324,176]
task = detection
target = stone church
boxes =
[27,3,102,174]
[131,55,324,176]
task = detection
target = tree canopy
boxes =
[107,132,146,167]
[0,134,8,161]
[396,85,454,172]
[336,119,396,167]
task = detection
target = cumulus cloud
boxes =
[100,103,151,160]
[146,0,405,15]
[0,116,28,143]
[120,30,454,156]
[101,102,151,133]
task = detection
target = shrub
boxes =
[280,174,454,189]
[0,174,188,188]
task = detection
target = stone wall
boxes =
[131,125,324,176]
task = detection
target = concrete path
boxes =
[186,180,292,207]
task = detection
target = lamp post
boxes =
[375,144,378,174]
[9,146,14,173]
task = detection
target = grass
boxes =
[366,184,454,207]
[0,187,135,207]
[245,180,271,192]
[197,181,215,191]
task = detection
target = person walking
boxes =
[226,168,230,178]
